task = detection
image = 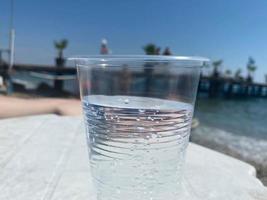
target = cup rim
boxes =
[68,55,209,63]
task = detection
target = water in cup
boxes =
[83,95,193,200]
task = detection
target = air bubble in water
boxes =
[116,116,120,122]
[151,134,157,139]
[124,99,129,104]
[135,177,140,181]
[139,109,145,114]
[147,116,154,121]
[130,146,134,151]
[116,187,121,194]
[137,127,145,131]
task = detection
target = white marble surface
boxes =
[0,115,266,200]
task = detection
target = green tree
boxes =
[246,57,257,81]
[54,39,68,59]
[212,59,223,77]
[143,43,158,55]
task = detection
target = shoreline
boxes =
[191,125,267,186]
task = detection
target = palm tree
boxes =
[246,57,257,82]
[234,68,242,80]
[143,44,158,55]
[142,43,159,93]
[54,39,68,66]
[212,59,223,77]
[225,69,232,78]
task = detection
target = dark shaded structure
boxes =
[199,76,267,98]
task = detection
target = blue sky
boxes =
[0,0,267,82]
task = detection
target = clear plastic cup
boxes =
[71,55,208,200]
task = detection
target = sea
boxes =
[194,97,267,140]
[192,97,267,184]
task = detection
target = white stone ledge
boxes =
[0,115,266,200]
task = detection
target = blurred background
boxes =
[0,0,267,185]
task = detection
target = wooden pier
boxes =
[199,76,267,98]
[1,63,267,98]
[0,63,77,95]
[12,63,76,73]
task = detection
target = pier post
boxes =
[54,73,63,91]
[257,86,262,97]
[209,77,221,98]
[224,82,233,98]
[54,58,65,91]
